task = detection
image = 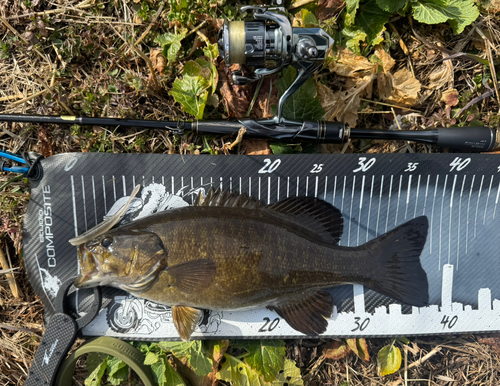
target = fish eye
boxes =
[101,236,113,248]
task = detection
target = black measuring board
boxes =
[23,153,500,339]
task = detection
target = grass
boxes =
[0,0,500,385]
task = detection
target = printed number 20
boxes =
[258,317,280,332]
[259,159,281,174]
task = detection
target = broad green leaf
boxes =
[345,0,360,25]
[150,353,186,386]
[85,357,107,386]
[272,359,304,386]
[144,351,160,365]
[376,0,407,12]
[239,340,286,382]
[297,9,320,27]
[342,25,367,55]
[86,352,108,373]
[354,0,391,47]
[277,66,324,120]
[170,60,211,119]
[412,0,479,34]
[270,142,303,154]
[159,341,213,377]
[106,356,129,386]
[377,344,402,376]
[154,29,187,63]
[203,42,220,93]
[217,354,267,386]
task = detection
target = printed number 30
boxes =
[353,157,376,173]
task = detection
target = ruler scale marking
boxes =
[466,175,476,254]
[375,175,384,237]
[429,175,439,255]
[448,175,457,266]
[457,175,466,269]
[483,175,494,225]
[438,175,448,268]
[474,175,485,239]
[357,175,365,246]
[366,175,374,242]
[395,175,402,225]
[385,175,394,233]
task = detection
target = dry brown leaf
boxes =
[373,45,395,73]
[38,126,54,157]
[316,0,345,21]
[477,336,500,354]
[378,68,421,106]
[329,47,377,77]
[219,63,278,119]
[427,65,453,90]
[485,0,500,13]
[323,339,351,360]
[440,88,459,107]
[318,75,375,127]
[242,139,272,155]
[150,49,166,74]
[346,338,370,362]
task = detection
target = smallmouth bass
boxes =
[73,188,429,341]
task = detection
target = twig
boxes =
[399,346,442,372]
[0,17,50,66]
[229,128,246,150]
[186,20,208,39]
[476,27,500,114]
[134,3,165,47]
[0,244,20,299]
[4,0,94,20]
[108,23,160,91]
[360,98,420,112]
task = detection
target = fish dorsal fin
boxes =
[172,306,203,342]
[267,290,333,335]
[195,188,261,209]
[267,197,343,244]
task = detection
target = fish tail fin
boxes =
[364,216,429,307]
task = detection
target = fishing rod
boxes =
[1,2,497,153]
[0,113,497,152]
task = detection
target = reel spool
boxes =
[217,3,334,121]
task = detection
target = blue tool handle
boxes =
[25,313,78,386]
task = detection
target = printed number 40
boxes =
[449,157,470,172]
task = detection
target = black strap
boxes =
[22,151,43,181]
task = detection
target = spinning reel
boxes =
[217,1,334,122]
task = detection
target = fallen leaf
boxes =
[316,0,346,21]
[373,45,395,73]
[377,68,421,106]
[38,126,54,157]
[485,0,500,12]
[323,340,351,360]
[377,345,402,376]
[242,139,272,155]
[219,63,278,119]
[219,64,253,118]
[346,338,370,362]
[477,336,500,354]
[317,75,375,127]
[329,47,377,77]
[440,88,459,107]
[150,49,166,74]
[427,64,453,90]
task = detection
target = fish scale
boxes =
[21,152,500,339]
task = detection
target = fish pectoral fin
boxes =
[166,259,216,292]
[267,290,333,335]
[172,306,203,342]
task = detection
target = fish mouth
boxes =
[75,244,99,288]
